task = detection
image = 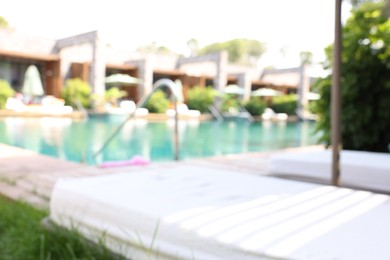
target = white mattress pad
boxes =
[50,164,390,259]
[269,150,390,192]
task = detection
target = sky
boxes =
[1,0,351,68]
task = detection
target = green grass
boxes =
[0,195,123,260]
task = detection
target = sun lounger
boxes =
[166,103,201,118]
[268,149,390,193]
[261,108,288,121]
[5,97,26,112]
[49,164,390,259]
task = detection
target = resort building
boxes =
[0,28,317,112]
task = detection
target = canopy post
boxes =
[332,0,343,186]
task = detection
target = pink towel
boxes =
[99,155,150,168]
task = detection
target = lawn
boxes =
[0,195,122,259]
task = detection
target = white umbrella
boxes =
[251,88,283,97]
[22,65,44,96]
[222,84,245,95]
[105,74,143,86]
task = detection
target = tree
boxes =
[187,38,199,57]
[0,16,8,28]
[300,51,313,65]
[198,39,266,64]
[136,42,173,55]
[313,1,390,152]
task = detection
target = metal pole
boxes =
[92,78,180,163]
[332,0,342,186]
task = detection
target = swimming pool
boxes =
[0,115,319,165]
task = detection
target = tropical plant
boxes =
[61,78,92,109]
[186,86,216,113]
[243,97,266,116]
[104,87,127,106]
[144,90,169,113]
[270,94,298,115]
[221,94,240,113]
[0,79,15,109]
[308,99,319,115]
[313,1,390,152]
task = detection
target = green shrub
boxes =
[105,87,127,106]
[61,78,92,109]
[187,86,216,113]
[243,97,266,116]
[144,90,169,113]
[0,79,15,109]
[270,94,298,115]
[221,94,240,112]
[314,2,390,152]
[308,100,319,115]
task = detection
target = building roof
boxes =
[260,67,302,88]
[0,49,59,62]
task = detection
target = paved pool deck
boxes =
[0,143,323,209]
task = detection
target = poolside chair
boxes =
[268,149,390,193]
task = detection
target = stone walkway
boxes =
[0,143,323,210]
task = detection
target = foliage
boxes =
[221,94,240,112]
[349,0,378,8]
[61,78,92,109]
[308,99,319,114]
[187,38,199,56]
[243,97,266,116]
[0,196,121,259]
[314,1,390,152]
[104,87,127,106]
[186,86,216,113]
[136,42,173,55]
[270,94,298,115]
[199,38,266,64]
[144,90,169,113]
[300,51,313,65]
[0,16,8,28]
[0,79,15,109]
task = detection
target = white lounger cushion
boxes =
[50,165,390,259]
[268,150,390,193]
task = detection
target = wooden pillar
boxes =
[45,60,61,98]
[199,76,206,88]
[71,62,89,82]
[332,0,342,186]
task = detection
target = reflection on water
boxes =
[0,116,319,165]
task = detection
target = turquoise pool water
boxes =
[0,115,319,165]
